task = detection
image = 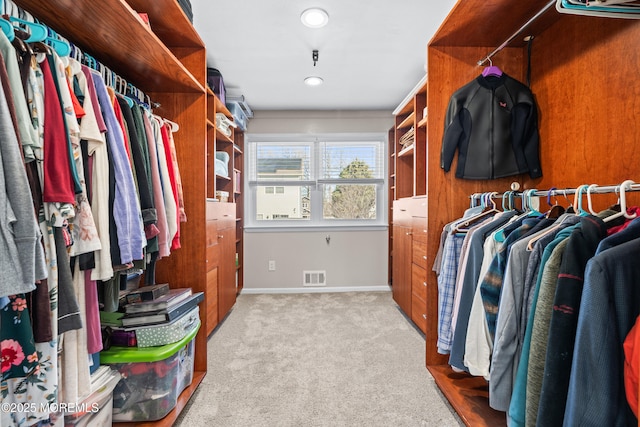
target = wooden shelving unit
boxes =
[389,77,428,335]
[11,0,242,425]
[422,1,640,425]
[205,86,244,334]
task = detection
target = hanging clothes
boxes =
[438,188,640,427]
[91,71,145,265]
[536,216,609,425]
[0,33,46,297]
[563,238,640,426]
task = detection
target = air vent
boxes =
[303,270,326,286]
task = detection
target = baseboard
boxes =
[240,285,391,295]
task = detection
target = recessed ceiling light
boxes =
[301,8,329,28]
[304,76,324,86]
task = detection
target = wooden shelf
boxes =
[214,95,232,117]
[397,144,414,157]
[216,129,233,144]
[418,116,428,128]
[15,0,203,94]
[427,365,505,427]
[126,0,203,48]
[233,144,243,154]
[397,111,415,130]
[206,119,215,129]
[216,174,231,181]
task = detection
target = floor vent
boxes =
[303,270,326,286]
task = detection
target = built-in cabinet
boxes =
[10,0,241,424]
[205,90,244,333]
[420,1,640,425]
[392,197,428,335]
[389,79,430,336]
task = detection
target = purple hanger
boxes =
[482,65,503,77]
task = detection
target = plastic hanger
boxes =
[586,184,599,215]
[571,184,590,216]
[481,57,503,77]
[544,187,565,219]
[453,192,500,232]
[604,180,638,222]
[502,191,513,211]
[525,189,542,216]
[0,15,14,41]
[44,29,70,57]
[8,16,46,42]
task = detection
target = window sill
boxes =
[244,224,389,233]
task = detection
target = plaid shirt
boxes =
[437,231,465,354]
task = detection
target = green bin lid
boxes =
[100,322,200,364]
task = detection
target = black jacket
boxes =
[441,74,542,180]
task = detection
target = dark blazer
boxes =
[536,215,607,426]
[563,237,640,426]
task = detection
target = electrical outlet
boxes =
[268,260,276,271]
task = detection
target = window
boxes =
[247,134,386,228]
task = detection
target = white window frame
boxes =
[245,133,387,230]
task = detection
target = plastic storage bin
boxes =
[227,101,248,131]
[100,324,199,422]
[64,367,121,427]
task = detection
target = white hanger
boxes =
[586,183,599,215]
[603,180,637,222]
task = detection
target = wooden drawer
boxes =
[412,239,427,267]
[412,216,428,243]
[411,293,427,334]
[206,199,218,220]
[408,196,427,218]
[412,263,427,303]
[206,219,218,246]
[207,201,236,229]
[218,202,236,230]
[393,198,413,227]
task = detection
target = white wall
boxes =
[243,230,389,293]
[243,110,393,293]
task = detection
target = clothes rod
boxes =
[471,183,640,200]
[477,0,556,66]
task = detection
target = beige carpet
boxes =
[175,291,462,427]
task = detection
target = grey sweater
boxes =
[0,56,47,297]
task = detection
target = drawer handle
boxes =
[422,314,427,319]
[218,235,224,239]
[422,255,427,260]
[406,232,412,236]
[423,229,427,233]
[423,282,427,287]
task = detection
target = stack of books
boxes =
[102,284,203,348]
[120,285,203,327]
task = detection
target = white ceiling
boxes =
[191,1,458,112]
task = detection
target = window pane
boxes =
[256,185,310,220]
[322,184,377,220]
[321,142,383,179]
[254,144,311,181]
